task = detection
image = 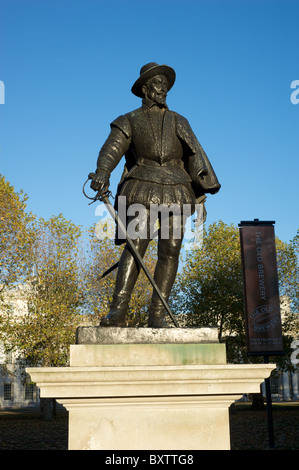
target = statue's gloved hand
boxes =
[89,170,110,194]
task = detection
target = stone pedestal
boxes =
[26,327,275,450]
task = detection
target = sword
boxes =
[99,261,119,280]
[83,174,179,328]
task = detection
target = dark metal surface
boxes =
[86,63,220,327]
[100,191,179,328]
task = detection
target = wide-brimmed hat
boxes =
[131,62,176,98]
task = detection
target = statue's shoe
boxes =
[100,311,126,327]
[148,309,170,328]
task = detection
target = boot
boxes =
[147,304,170,328]
[100,235,150,327]
[100,295,129,327]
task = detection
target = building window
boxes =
[25,383,35,401]
[6,350,13,364]
[4,383,12,401]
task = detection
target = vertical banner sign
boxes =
[239,220,284,356]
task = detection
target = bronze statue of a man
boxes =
[90,62,220,327]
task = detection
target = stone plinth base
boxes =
[75,326,219,345]
[26,328,275,450]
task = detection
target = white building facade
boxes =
[0,285,40,408]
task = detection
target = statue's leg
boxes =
[100,211,150,327]
[148,212,186,328]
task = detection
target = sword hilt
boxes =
[83,173,112,205]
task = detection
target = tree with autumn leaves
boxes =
[0,175,35,299]
[0,175,159,370]
[0,176,83,366]
[11,215,87,367]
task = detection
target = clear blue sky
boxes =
[1,0,298,243]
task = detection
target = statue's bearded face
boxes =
[143,75,168,105]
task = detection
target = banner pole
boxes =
[238,219,283,450]
[263,355,275,449]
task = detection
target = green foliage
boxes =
[0,175,35,297]
[276,233,299,315]
[0,213,86,367]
